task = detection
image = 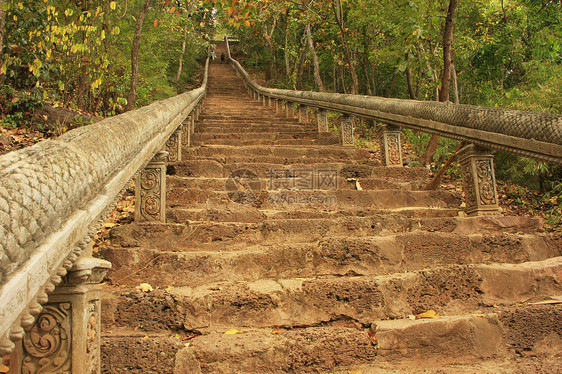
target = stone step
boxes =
[179,154,377,166]
[173,159,429,179]
[102,257,562,331]
[166,206,459,222]
[101,229,559,288]
[101,302,562,373]
[166,188,460,211]
[172,315,506,373]
[191,137,338,146]
[101,333,183,374]
[182,144,376,160]
[167,175,419,193]
[109,215,549,251]
[191,132,336,141]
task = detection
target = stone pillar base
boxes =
[340,115,354,147]
[458,144,500,216]
[166,128,182,163]
[298,105,308,123]
[316,109,329,132]
[135,151,168,222]
[286,102,293,118]
[9,257,111,374]
[378,124,403,167]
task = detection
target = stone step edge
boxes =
[168,312,523,373]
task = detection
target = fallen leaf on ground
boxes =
[355,181,363,190]
[224,329,244,335]
[0,364,9,373]
[348,371,363,374]
[408,315,416,320]
[367,331,377,345]
[471,313,486,317]
[272,326,280,335]
[137,283,154,292]
[415,310,440,319]
[183,334,199,341]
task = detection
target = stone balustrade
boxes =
[0,59,209,372]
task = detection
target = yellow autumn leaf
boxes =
[0,364,9,373]
[110,1,116,10]
[137,283,154,293]
[100,30,105,40]
[415,310,440,319]
[224,329,243,335]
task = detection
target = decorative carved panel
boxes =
[316,110,329,133]
[341,116,354,147]
[22,303,72,373]
[166,129,181,163]
[459,144,499,216]
[135,152,167,222]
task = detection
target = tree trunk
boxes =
[283,11,291,78]
[126,0,152,112]
[305,23,325,92]
[0,0,6,85]
[405,53,416,99]
[333,0,359,94]
[175,31,188,92]
[439,0,458,102]
[451,63,460,104]
[420,0,458,166]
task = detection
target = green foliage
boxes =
[1,0,210,117]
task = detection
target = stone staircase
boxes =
[100,58,562,373]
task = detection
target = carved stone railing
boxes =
[225,37,562,215]
[0,58,209,371]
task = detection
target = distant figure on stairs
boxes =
[211,51,216,61]
[221,52,225,63]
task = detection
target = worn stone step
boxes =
[182,144,376,161]
[196,122,312,130]
[173,159,430,179]
[191,137,338,146]
[101,229,559,288]
[166,188,460,211]
[101,333,183,374]
[102,257,562,332]
[109,215,550,251]
[167,176,418,193]
[178,154,377,166]
[172,315,508,373]
[100,302,562,373]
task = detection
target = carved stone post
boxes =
[378,124,403,167]
[286,102,293,118]
[182,122,190,147]
[135,151,168,222]
[190,114,195,135]
[298,105,308,123]
[277,100,284,114]
[262,95,267,106]
[340,114,354,147]
[166,128,182,163]
[316,109,329,132]
[458,144,500,216]
[12,257,111,373]
[268,96,273,108]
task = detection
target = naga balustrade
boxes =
[225,37,562,216]
[0,59,209,372]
